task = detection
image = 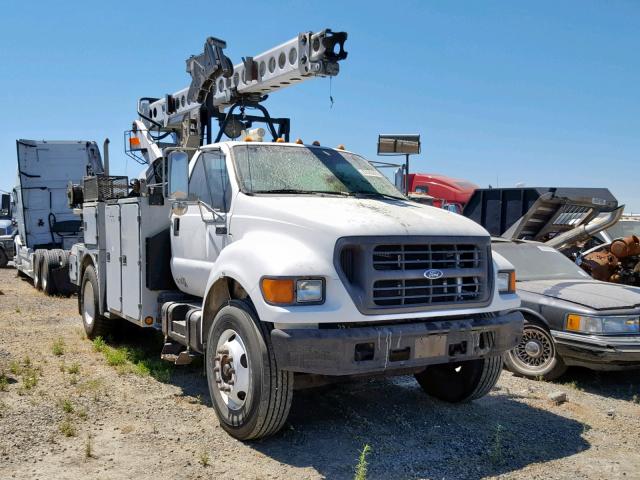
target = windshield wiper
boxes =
[352,191,406,201]
[253,188,353,197]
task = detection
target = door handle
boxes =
[173,218,180,236]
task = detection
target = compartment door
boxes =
[121,203,141,321]
[105,204,122,312]
[83,206,97,245]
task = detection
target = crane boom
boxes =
[138,29,347,131]
[127,29,347,168]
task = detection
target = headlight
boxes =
[497,270,516,294]
[566,314,640,334]
[296,279,324,303]
[260,277,325,305]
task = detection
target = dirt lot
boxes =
[1,268,639,480]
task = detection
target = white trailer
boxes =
[67,30,523,440]
[12,140,103,294]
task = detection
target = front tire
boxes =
[415,356,503,403]
[80,265,112,339]
[206,300,293,440]
[504,322,567,380]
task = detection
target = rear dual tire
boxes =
[32,249,73,296]
[33,251,44,290]
[41,250,59,295]
[80,265,113,339]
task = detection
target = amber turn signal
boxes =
[261,278,295,304]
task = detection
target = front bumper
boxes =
[552,331,640,370]
[271,311,523,375]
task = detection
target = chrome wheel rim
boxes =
[214,329,250,410]
[513,326,554,371]
[83,281,95,327]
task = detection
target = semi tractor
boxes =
[59,30,522,440]
[11,140,104,294]
[390,168,479,213]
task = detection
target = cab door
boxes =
[170,149,232,297]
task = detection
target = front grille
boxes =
[373,244,481,271]
[335,236,492,314]
[373,277,482,306]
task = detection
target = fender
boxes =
[77,250,107,315]
[514,306,549,327]
[201,230,336,324]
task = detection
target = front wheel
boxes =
[206,300,293,440]
[504,322,567,380]
[415,355,503,403]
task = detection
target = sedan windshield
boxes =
[492,242,592,282]
[232,145,404,199]
[607,220,640,239]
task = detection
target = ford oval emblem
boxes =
[424,269,444,280]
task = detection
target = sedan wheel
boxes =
[505,323,567,380]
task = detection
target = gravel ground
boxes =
[1,267,639,480]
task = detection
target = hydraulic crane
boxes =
[126,29,348,169]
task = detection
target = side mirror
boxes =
[167,151,189,200]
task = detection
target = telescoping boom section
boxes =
[127,29,347,166]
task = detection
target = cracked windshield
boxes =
[233,145,404,199]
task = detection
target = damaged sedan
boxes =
[492,239,640,380]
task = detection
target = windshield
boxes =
[492,242,591,281]
[232,145,404,199]
[607,220,640,239]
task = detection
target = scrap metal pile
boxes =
[580,235,640,286]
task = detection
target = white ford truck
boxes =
[66,30,523,440]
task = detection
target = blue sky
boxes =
[1,1,638,210]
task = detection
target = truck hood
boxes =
[232,194,490,238]
[518,279,640,310]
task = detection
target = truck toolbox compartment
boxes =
[271,311,523,375]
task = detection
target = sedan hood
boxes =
[518,279,640,310]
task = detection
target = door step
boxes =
[160,341,199,365]
[161,300,203,352]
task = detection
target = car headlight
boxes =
[566,314,640,334]
[497,270,516,294]
[260,277,325,305]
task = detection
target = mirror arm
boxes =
[198,200,226,224]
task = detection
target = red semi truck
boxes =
[399,172,478,213]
